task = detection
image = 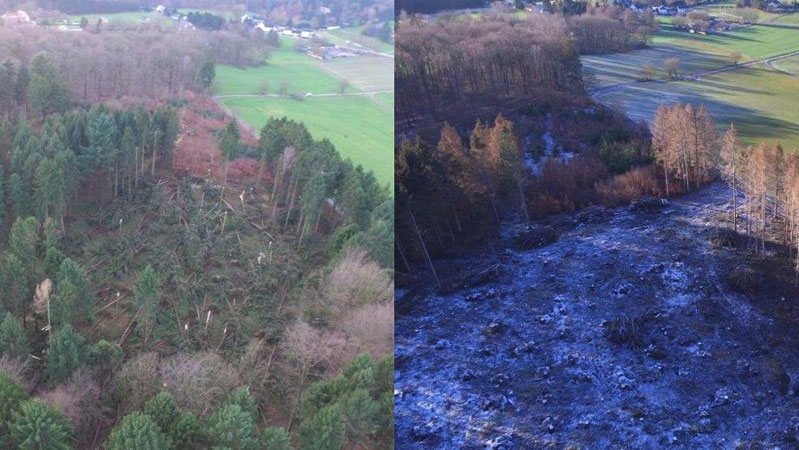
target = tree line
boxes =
[396,14,583,126]
[248,0,393,29]
[718,124,799,268]
[395,10,656,128]
[396,115,529,277]
[186,11,226,30]
[256,117,392,268]
[0,24,269,106]
[396,0,486,14]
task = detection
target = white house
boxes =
[1,10,31,25]
[155,5,166,13]
[300,30,314,38]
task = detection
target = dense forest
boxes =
[395,9,656,134]
[394,8,669,276]
[0,25,271,106]
[396,0,486,15]
[0,7,393,450]
[395,5,799,287]
[0,0,394,28]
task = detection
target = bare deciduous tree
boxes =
[663,57,680,79]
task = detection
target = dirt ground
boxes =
[395,183,799,449]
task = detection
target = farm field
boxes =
[372,92,394,112]
[221,95,393,186]
[583,24,799,88]
[593,65,799,149]
[215,39,394,187]
[67,9,233,25]
[772,13,799,24]
[773,54,799,74]
[67,11,155,24]
[652,25,798,58]
[320,56,394,92]
[585,19,799,150]
[322,25,394,54]
[215,45,355,95]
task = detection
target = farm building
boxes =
[1,10,31,25]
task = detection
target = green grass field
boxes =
[68,11,156,24]
[323,26,394,54]
[593,65,799,149]
[586,21,799,150]
[774,55,799,74]
[216,40,394,188]
[372,93,394,113]
[773,13,799,24]
[67,9,234,26]
[215,45,355,96]
[221,95,393,186]
[652,25,799,60]
[319,56,394,92]
[583,25,799,88]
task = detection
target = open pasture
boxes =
[221,95,393,186]
[593,65,799,149]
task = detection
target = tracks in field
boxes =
[589,48,799,95]
[214,90,394,100]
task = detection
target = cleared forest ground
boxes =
[396,183,799,449]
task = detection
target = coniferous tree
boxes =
[34,158,66,223]
[28,55,70,119]
[0,371,28,434]
[343,388,379,447]
[0,312,28,359]
[45,325,88,385]
[90,339,121,380]
[168,411,199,446]
[52,258,93,326]
[199,57,216,91]
[9,216,40,261]
[8,172,26,219]
[144,392,179,433]
[7,399,74,450]
[261,427,292,450]
[299,404,344,450]
[105,412,170,450]
[3,253,30,320]
[205,403,260,450]
[226,386,258,420]
[15,64,29,111]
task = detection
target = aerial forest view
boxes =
[0,0,394,449]
[395,0,799,448]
